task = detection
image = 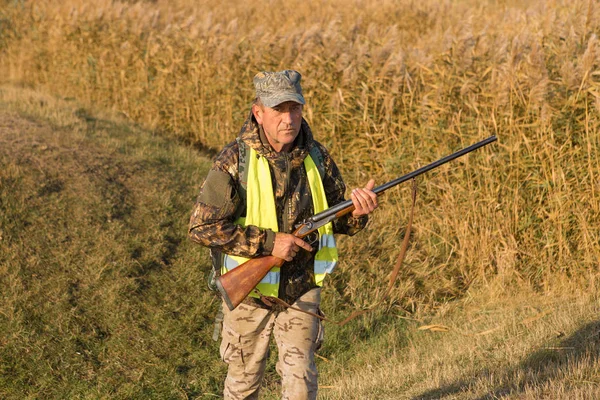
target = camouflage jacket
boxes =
[189,111,368,303]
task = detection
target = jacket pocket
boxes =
[220,324,243,364]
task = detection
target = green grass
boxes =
[0,87,223,399]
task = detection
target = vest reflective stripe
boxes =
[304,155,339,286]
[222,146,338,298]
[313,233,338,275]
[223,254,281,284]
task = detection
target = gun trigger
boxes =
[305,231,319,248]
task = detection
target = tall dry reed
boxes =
[1,0,599,307]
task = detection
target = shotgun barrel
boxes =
[309,135,498,224]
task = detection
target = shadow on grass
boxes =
[413,320,600,399]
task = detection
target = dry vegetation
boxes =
[1,0,600,398]
[326,281,600,399]
[2,0,599,304]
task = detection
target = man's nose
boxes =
[281,111,293,124]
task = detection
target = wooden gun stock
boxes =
[215,135,497,311]
[216,255,285,311]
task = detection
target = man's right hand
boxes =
[272,233,313,262]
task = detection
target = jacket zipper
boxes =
[279,153,292,299]
[282,153,291,233]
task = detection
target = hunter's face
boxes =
[253,101,303,152]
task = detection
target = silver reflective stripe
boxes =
[260,270,281,285]
[223,254,240,271]
[314,259,337,275]
[223,254,281,285]
[314,233,337,275]
[320,233,336,249]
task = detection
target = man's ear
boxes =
[252,103,263,124]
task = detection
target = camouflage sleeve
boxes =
[315,142,368,236]
[188,141,276,257]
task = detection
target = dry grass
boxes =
[320,278,600,399]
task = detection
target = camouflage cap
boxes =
[253,70,306,108]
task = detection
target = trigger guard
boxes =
[304,231,319,248]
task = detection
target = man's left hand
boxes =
[351,179,378,217]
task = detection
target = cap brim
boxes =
[260,93,305,108]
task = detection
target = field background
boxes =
[1,0,599,398]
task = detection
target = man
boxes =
[189,70,377,400]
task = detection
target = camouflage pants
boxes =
[220,288,323,400]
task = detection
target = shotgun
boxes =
[216,135,498,310]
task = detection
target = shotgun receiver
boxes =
[216,135,498,310]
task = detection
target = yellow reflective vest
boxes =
[222,146,338,298]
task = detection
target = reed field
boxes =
[1,0,599,398]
